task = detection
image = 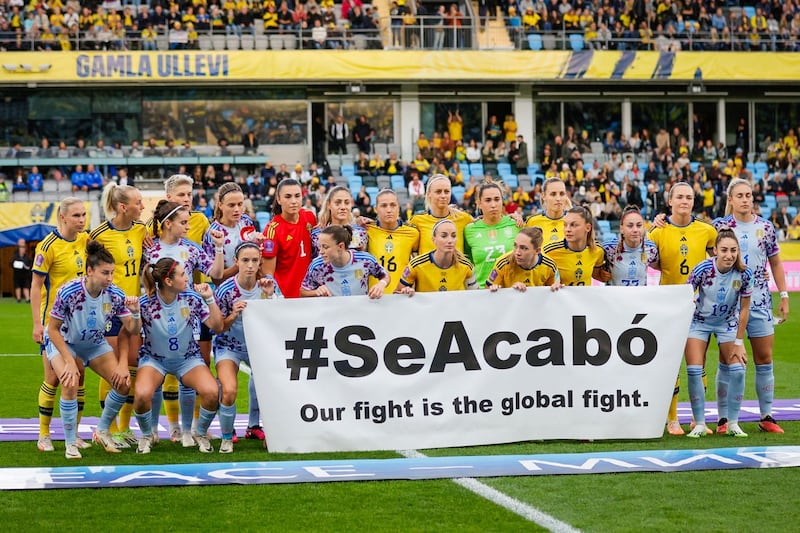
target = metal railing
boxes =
[0,16,796,52]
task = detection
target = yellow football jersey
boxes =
[367,222,420,293]
[648,217,717,285]
[542,239,605,286]
[32,230,89,326]
[90,220,147,296]
[486,251,559,288]
[399,252,476,292]
[525,213,565,244]
[409,209,473,255]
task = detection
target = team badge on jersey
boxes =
[384,241,394,253]
[180,306,190,320]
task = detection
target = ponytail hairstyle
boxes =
[724,177,752,216]
[715,227,747,272]
[318,185,354,227]
[617,204,645,256]
[213,182,243,222]
[152,200,187,238]
[101,182,138,220]
[566,205,597,250]
[271,178,301,216]
[142,257,180,297]
[512,227,543,267]
[320,224,354,249]
[85,240,115,271]
[424,174,452,211]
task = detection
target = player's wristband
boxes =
[733,339,744,346]
[215,247,224,254]
[130,312,141,320]
[204,297,216,306]
[780,291,789,299]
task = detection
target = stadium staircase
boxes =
[474,3,513,50]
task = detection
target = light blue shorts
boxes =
[746,307,774,339]
[44,336,112,364]
[688,320,738,344]
[214,347,250,367]
[138,354,206,380]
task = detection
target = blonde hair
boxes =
[164,173,194,194]
[100,183,138,220]
[57,197,85,232]
[317,186,354,228]
[424,174,452,211]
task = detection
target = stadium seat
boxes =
[366,186,379,205]
[527,33,542,51]
[497,162,512,175]
[282,35,297,49]
[452,186,466,204]
[376,175,391,189]
[268,34,283,49]
[502,174,518,189]
[256,211,271,229]
[212,34,227,50]
[542,33,556,50]
[362,175,378,188]
[348,176,363,193]
[198,35,212,50]
[743,6,756,20]
[254,35,269,50]
[787,206,798,219]
[469,163,484,177]
[340,165,356,177]
[240,35,255,50]
[390,174,405,190]
[227,34,241,50]
[689,162,700,174]
[569,34,584,51]
[527,164,541,175]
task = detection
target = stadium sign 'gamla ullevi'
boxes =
[76,53,229,79]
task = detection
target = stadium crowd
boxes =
[0,0,799,51]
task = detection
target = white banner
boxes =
[243,286,694,453]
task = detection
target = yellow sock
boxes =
[98,378,119,434]
[38,381,57,438]
[667,376,680,422]
[118,366,137,432]
[163,374,180,425]
[77,385,85,425]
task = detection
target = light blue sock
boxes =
[219,402,237,440]
[687,365,706,425]
[150,385,163,433]
[98,389,126,432]
[728,363,746,424]
[135,409,152,437]
[248,375,260,428]
[60,398,78,445]
[716,363,730,421]
[196,406,217,437]
[179,384,195,432]
[755,363,775,417]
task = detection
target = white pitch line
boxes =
[398,449,580,533]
